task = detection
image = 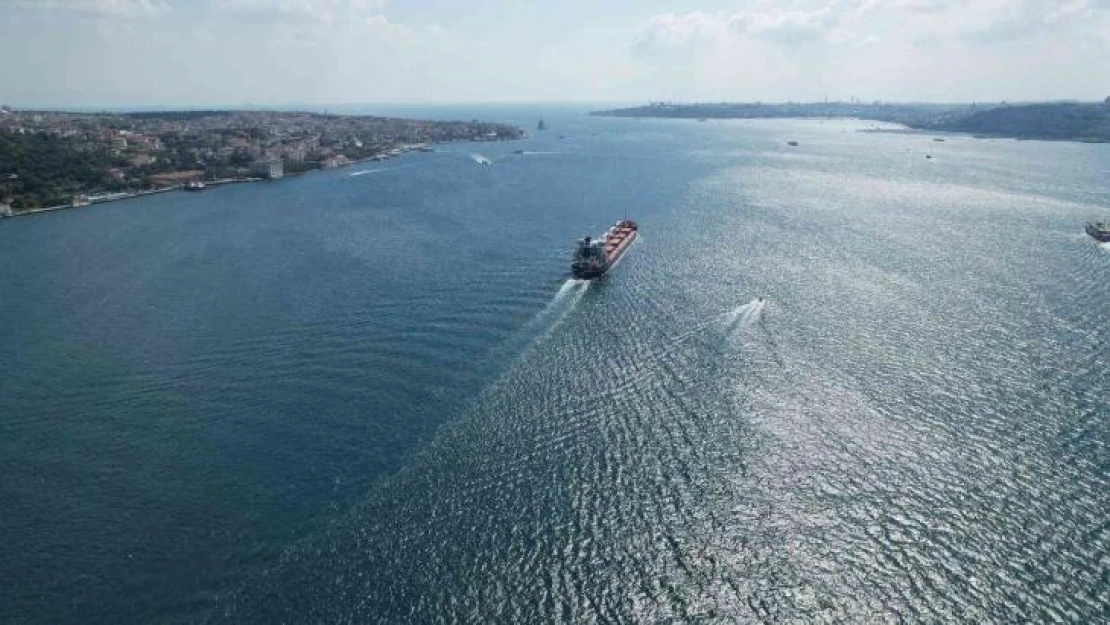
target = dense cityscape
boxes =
[0,108,524,214]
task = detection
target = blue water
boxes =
[1,107,1108,623]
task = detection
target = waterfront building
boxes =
[321,155,350,169]
[253,158,284,179]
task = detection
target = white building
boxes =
[253,158,284,179]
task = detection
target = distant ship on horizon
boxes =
[537,118,546,131]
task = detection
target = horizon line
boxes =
[6,98,1107,114]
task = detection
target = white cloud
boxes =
[632,11,738,49]
[4,0,170,16]
[2,0,1108,106]
[634,0,1110,51]
[621,0,1110,103]
[741,8,838,43]
[363,14,409,41]
[633,3,865,50]
[220,0,386,23]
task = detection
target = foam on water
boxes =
[349,166,409,177]
[724,298,766,333]
[478,279,590,373]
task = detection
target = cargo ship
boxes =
[571,219,638,279]
[1086,221,1110,242]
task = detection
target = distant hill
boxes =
[928,103,1110,142]
[592,101,1110,143]
[592,101,981,125]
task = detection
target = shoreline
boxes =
[2,108,525,219]
[592,101,1110,145]
[3,137,511,219]
[6,177,264,218]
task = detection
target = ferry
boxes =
[571,220,638,279]
[1086,221,1110,242]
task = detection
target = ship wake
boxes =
[724,298,767,334]
[520,279,590,347]
[350,166,409,177]
[540,279,590,330]
[480,279,589,373]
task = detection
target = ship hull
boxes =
[571,265,607,280]
[1086,223,1110,242]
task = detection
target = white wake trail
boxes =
[350,164,413,177]
[724,298,767,333]
[541,279,589,329]
[514,279,591,345]
[482,279,590,370]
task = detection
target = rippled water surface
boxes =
[2,108,1108,623]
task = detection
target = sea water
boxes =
[1,107,1107,623]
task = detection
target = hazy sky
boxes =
[2,0,1108,107]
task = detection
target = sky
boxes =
[1,0,1108,107]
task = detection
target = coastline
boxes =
[591,101,1110,145]
[3,137,514,219]
[6,177,263,218]
[615,114,1110,145]
[1,109,525,219]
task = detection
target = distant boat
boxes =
[933,137,947,142]
[512,149,525,154]
[1086,221,1110,242]
[787,141,799,146]
[184,180,207,192]
[537,119,546,131]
